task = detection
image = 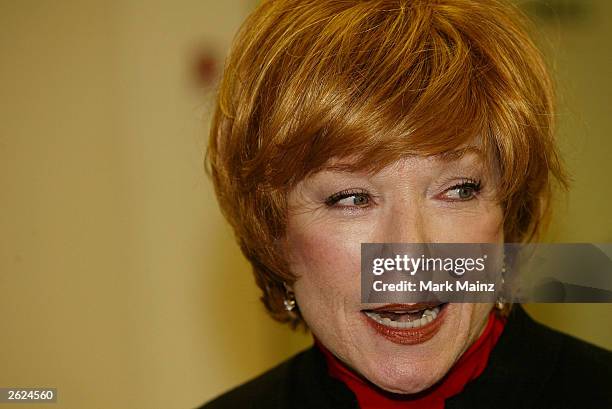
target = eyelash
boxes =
[442,178,483,202]
[324,178,483,209]
[325,189,371,207]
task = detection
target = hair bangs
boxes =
[257,1,499,190]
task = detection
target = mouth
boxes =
[361,302,449,345]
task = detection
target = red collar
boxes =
[316,309,506,409]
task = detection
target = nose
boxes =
[384,198,430,244]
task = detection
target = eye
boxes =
[441,180,482,201]
[325,189,371,208]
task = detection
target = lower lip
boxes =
[362,304,449,345]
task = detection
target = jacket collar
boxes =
[446,304,562,408]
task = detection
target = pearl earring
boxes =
[283,282,296,311]
[496,263,507,310]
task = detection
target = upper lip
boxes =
[364,302,444,313]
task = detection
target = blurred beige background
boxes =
[0,1,610,408]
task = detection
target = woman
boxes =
[201,0,612,407]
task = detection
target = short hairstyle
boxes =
[206,0,568,327]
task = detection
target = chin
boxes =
[367,365,445,394]
[354,344,452,394]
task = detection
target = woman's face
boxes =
[283,149,503,394]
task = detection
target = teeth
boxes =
[365,306,441,329]
[423,307,439,320]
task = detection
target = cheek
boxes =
[428,205,504,242]
[286,222,361,289]
[284,224,363,346]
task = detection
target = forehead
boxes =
[319,144,486,176]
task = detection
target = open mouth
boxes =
[361,302,449,345]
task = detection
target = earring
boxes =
[495,263,507,310]
[283,297,296,311]
[283,282,296,312]
[495,298,505,311]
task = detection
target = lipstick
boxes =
[362,303,448,345]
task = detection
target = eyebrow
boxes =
[436,146,483,162]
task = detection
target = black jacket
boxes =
[200,305,612,408]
